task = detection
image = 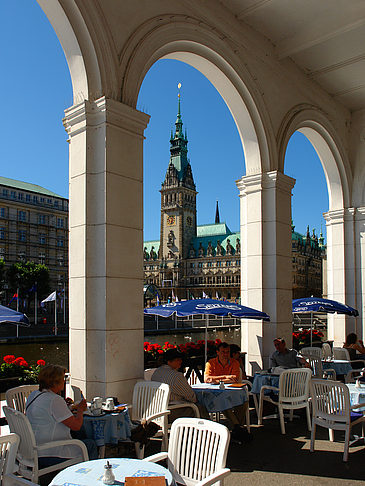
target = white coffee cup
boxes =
[105,398,114,410]
[92,397,103,409]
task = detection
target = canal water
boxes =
[0,328,241,369]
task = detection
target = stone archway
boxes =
[278,106,358,345]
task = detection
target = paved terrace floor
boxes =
[2,401,365,485]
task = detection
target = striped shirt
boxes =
[151,365,197,403]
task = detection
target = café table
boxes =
[49,457,175,486]
[81,408,132,447]
[347,383,365,412]
[251,372,280,396]
[191,383,248,412]
[322,359,352,376]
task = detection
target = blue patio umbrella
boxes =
[0,304,30,326]
[292,297,358,346]
[145,298,270,362]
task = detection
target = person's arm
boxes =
[62,399,87,431]
[354,341,365,354]
[269,353,277,369]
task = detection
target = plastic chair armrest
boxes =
[195,468,231,486]
[36,439,88,459]
[169,402,200,417]
[349,360,365,367]
[143,452,168,463]
[145,410,170,423]
[350,403,365,411]
[3,473,38,485]
[241,380,253,390]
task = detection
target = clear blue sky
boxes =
[1,1,328,242]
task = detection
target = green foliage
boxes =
[6,261,50,299]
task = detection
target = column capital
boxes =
[63,97,150,139]
[236,170,295,196]
[324,208,356,224]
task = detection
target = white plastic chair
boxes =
[322,343,332,360]
[310,379,365,462]
[144,417,231,486]
[306,357,336,380]
[130,381,170,459]
[333,347,365,368]
[300,347,322,360]
[3,406,88,483]
[144,368,157,381]
[1,433,38,486]
[185,369,201,386]
[258,368,312,434]
[5,386,39,414]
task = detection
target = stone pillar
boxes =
[63,97,150,400]
[324,208,357,346]
[355,207,365,340]
[237,171,295,372]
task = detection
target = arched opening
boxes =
[281,114,356,346]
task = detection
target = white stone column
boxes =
[324,208,357,346]
[237,171,295,372]
[354,207,365,340]
[63,97,150,400]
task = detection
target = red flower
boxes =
[13,357,25,365]
[19,359,28,367]
[3,355,15,364]
[37,359,46,366]
[157,350,164,354]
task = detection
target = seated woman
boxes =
[343,333,365,364]
[26,364,97,466]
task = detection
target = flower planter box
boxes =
[0,376,22,393]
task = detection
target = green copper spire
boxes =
[169,85,189,180]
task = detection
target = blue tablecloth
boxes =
[322,360,352,375]
[347,383,365,412]
[49,458,175,486]
[82,408,132,446]
[251,373,280,395]
[191,383,248,412]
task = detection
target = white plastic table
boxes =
[49,458,175,486]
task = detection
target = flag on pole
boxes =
[215,291,219,300]
[202,291,208,298]
[41,291,56,304]
[156,294,160,305]
[172,289,175,302]
[8,293,18,306]
[175,295,179,302]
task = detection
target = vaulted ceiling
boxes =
[222,0,365,112]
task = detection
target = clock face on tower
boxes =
[186,216,193,226]
[167,215,176,226]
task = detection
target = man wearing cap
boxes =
[151,348,210,421]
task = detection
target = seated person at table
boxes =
[343,333,365,363]
[26,364,98,466]
[230,344,247,380]
[204,342,249,434]
[151,348,210,421]
[270,338,310,369]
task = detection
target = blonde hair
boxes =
[38,364,66,391]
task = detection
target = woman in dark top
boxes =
[343,333,365,364]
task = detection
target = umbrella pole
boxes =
[205,315,208,365]
[310,312,313,346]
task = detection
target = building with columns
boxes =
[144,103,326,302]
[34,1,365,399]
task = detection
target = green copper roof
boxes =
[197,223,232,237]
[143,240,160,258]
[192,231,239,255]
[0,176,64,198]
